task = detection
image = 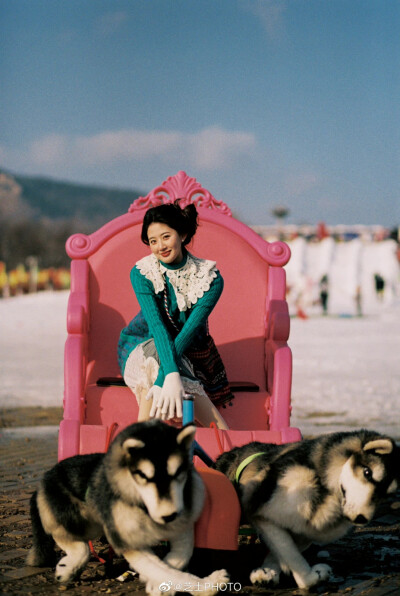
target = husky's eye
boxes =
[363,467,372,480]
[132,470,149,484]
[172,465,186,481]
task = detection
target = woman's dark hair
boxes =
[141,199,199,246]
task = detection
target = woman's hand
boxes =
[149,372,184,420]
[145,385,162,410]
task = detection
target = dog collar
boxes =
[235,452,265,483]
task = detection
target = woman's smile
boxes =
[147,222,186,265]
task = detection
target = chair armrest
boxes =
[63,261,90,425]
[266,341,292,431]
[67,295,88,334]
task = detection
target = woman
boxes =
[118,200,232,429]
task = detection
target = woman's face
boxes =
[147,222,186,265]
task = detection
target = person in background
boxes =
[319,274,329,315]
[374,273,385,301]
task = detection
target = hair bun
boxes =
[177,201,198,245]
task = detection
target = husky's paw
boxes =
[55,555,86,583]
[26,545,57,568]
[55,557,76,583]
[26,547,44,567]
[201,569,230,595]
[296,564,332,589]
[250,565,280,586]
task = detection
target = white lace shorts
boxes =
[123,340,207,405]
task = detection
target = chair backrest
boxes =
[66,172,290,390]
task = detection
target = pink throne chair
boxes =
[59,171,301,463]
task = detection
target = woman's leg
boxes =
[194,392,229,430]
[123,342,159,422]
[136,387,153,421]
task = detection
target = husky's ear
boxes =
[363,438,393,455]
[176,424,196,449]
[122,438,145,453]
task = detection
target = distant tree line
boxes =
[0,217,94,269]
[0,169,142,270]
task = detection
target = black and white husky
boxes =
[215,429,399,590]
[27,420,229,595]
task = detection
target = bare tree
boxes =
[271,206,290,239]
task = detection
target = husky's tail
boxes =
[26,491,56,567]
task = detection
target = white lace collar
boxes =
[136,252,218,312]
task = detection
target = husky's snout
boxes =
[146,491,185,526]
[161,512,178,524]
[340,459,376,525]
[152,504,181,525]
[343,511,371,525]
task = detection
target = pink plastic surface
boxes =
[58,171,300,461]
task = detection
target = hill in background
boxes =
[0,169,143,228]
[0,169,145,268]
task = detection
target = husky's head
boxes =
[109,420,197,525]
[339,434,399,525]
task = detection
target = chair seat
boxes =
[59,383,301,460]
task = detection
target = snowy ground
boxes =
[289,306,400,438]
[0,292,67,411]
[0,290,399,439]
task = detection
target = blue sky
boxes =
[1,0,399,226]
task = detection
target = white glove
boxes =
[150,372,184,420]
[145,384,162,407]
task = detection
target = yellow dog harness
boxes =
[235,452,265,483]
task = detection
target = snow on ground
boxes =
[289,305,400,438]
[0,291,67,409]
[0,290,399,438]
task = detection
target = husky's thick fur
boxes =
[27,420,228,595]
[215,429,399,589]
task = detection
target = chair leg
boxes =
[58,419,80,461]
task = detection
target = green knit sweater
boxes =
[118,252,223,387]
